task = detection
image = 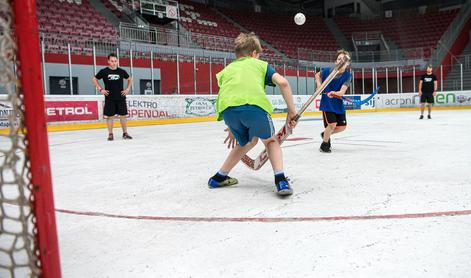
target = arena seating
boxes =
[334,9,459,58]
[37,0,460,63]
[37,0,119,54]
[220,9,339,58]
[177,0,240,52]
[101,0,123,18]
[178,1,281,60]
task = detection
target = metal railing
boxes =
[33,29,468,96]
[40,33,119,56]
[33,38,468,96]
[120,23,228,49]
[352,31,381,41]
[118,23,460,66]
[119,23,289,63]
[119,24,444,65]
[297,47,434,63]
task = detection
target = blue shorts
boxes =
[221,105,275,147]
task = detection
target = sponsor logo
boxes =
[0,104,17,118]
[185,97,216,116]
[378,92,471,108]
[361,95,376,108]
[295,96,303,111]
[46,107,93,116]
[435,93,456,104]
[344,96,361,110]
[108,74,120,81]
[125,100,171,118]
[0,102,20,127]
[271,96,308,113]
[128,109,170,118]
[456,95,471,104]
[127,100,160,109]
[45,101,99,122]
[362,99,375,108]
[383,96,417,106]
[0,122,11,127]
[271,98,288,113]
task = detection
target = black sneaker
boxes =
[320,132,331,147]
[123,133,133,140]
[319,141,331,153]
[427,115,431,119]
[107,134,114,141]
[419,115,424,119]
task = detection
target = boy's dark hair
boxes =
[234,32,262,58]
[107,53,118,60]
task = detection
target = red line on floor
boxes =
[56,209,471,223]
[286,137,312,141]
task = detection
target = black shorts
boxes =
[323,111,347,128]
[420,94,434,104]
[104,99,128,117]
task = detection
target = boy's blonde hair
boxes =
[234,32,262,57]
[336,49,350,60]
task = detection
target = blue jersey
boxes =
[319,67,352,114]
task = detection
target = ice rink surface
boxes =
[49,109,471,277]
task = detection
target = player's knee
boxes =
[261,136,277,146]
[248,137,259,146]
[328,123,337,129]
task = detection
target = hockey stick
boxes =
[240,55,351,170]
[334,86,380,105]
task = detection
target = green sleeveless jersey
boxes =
[215,57,273,120]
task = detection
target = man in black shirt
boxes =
[418,64,438,119]
[92,53,133,140]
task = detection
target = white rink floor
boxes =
[49,109,471,278]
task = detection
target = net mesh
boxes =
[0,1,41,277]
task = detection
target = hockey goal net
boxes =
[0,1,60,277]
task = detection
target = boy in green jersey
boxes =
[208,32,297,196]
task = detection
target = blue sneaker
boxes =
[275,179,293,196]
[208,176,238,188]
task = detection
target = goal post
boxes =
[1,0,61,277]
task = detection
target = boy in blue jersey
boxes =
[315,49,352,153]
[208,32,297,196]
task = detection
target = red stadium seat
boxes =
[334,9,458,59]
[37,0,119,54]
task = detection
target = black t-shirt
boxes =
[420,73,437,95]
[95,67,130,100]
